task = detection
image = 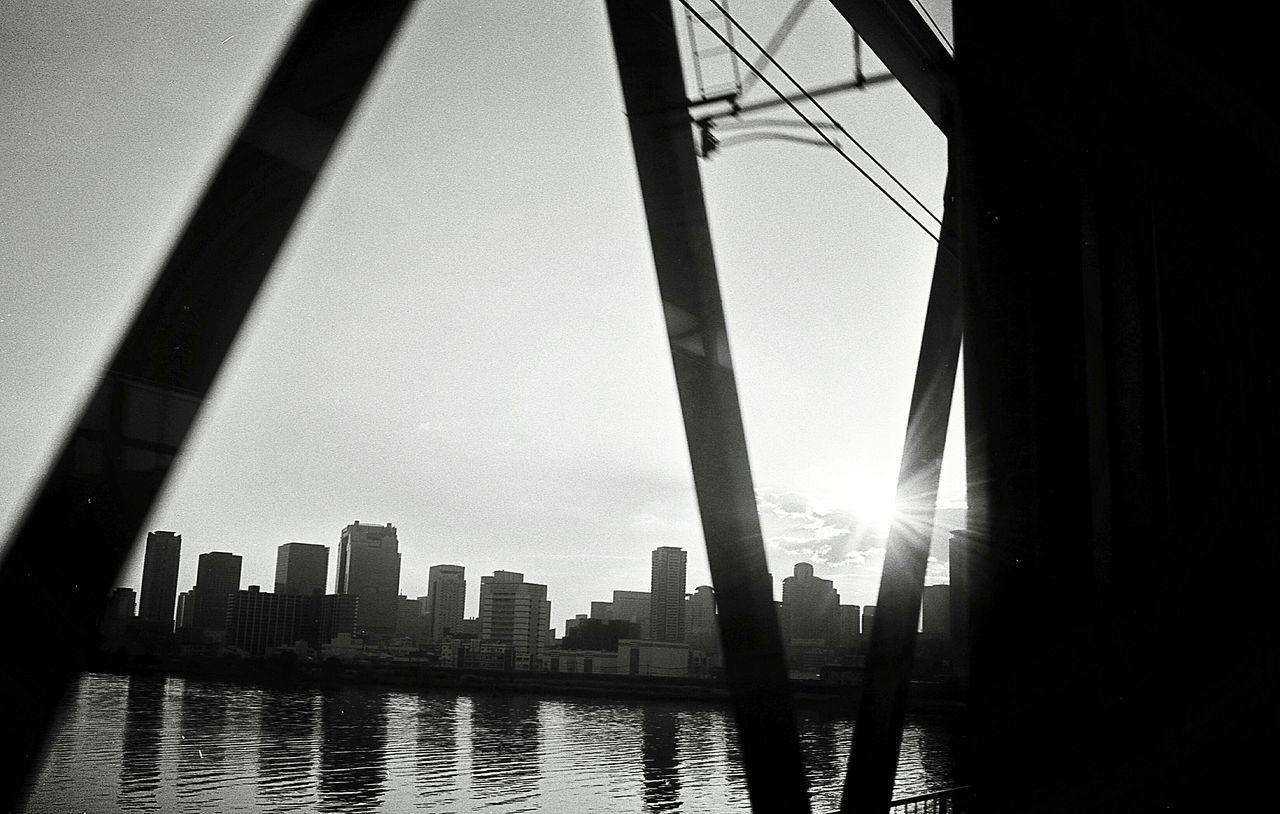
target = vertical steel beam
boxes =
[842,175,961,812]
[0,3,415,809]
[603,2,811,810]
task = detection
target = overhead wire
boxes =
[697,0,942,229]
[674,0,951,251]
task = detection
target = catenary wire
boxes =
[674,0,950,250]
[698,0,943,228]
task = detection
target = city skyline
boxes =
[1,0,959,636]
[116,520,955,634]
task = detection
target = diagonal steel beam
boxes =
[603,1,811,810]
[0,2,415,809]
[826,0,956,135]
[841,172,961,812]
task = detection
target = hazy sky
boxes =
[0,0,960,629]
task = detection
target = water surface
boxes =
[22,672,955,812]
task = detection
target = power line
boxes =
[698,0,942,229]
[674,0,949,250]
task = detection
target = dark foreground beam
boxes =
[826,0,956,135]
[604,1,811,810]
[841,175,961,813]
[0,2,415,809]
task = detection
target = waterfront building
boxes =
[781,562,841,647]
[310,593,359,649]
[336,521,401,636]
[562,618,637,651]
[649,546,687,643]
[921,584,951,639]
[538,648,619,674]
[184,551,242,636]
[478,571,551,669]
[138,530,181,630]
[838,603,862,649]
[106,587,136,620]
[225,586,302,656]
[617,639,690,677]
[426,564,466,641]
[274,542,329,596]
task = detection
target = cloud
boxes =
[756,486,889,568]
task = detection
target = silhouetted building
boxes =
[561,617,637,651]
[426,564,465,641]
[175,591,190,629]
[478,571,551,669]
[275,542,329,596]
[106,587,136,620]
[838,603,861,649]
[861,605,876,645]
[138,530,181,630]
[649,547,687,642]
[336,521,401,636]
[183,551,242,636]
[226,586,301,656]
[309,593,359,650]
[395,595,430,644]
[921,584,950,639]
[686,584,719,648]
[781,562,840,646]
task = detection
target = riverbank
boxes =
[85,652,963,713]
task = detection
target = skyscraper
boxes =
[478,571,551,668]
[921,584,951,639]
[687,584,718,651]
[187,551,242,635]
[426,564,466,642]
[781,562,841,646]
[275,542,329,596]
[336,521,401,636]
[649,546,687,642]
[138,530,181,630]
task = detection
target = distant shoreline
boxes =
[84,654,963,714]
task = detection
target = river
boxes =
[19,672,956,812]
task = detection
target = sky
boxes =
[0,0,960,630]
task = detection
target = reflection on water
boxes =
[258,688,317,809]
[471,694,541,811]
[21,672,956,812]
[641,706,680,812]
[416,694,459,805]
[119,675,165,810]
[319,688,388,812]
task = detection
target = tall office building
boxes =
[838,603,862,648]
[687,585,718,651]
[138,530,181,630]
[336,521,401,636]
[781,562,841,646]
[426,564,466,641]
[649,546,687,642]
[275,542,329,596]
[478,571,551,667]
[921,584,951,639]
[185,551,242,635]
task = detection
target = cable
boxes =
[674,0,949,250]
[697,0,942,229]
